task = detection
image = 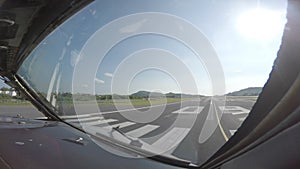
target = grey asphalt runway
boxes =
[0,96,256,164]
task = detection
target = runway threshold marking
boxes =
[219,106,250,115]
[61,114,91,119]
[151,127,190,151]
[65,116,103,123]
[231,111,248,115]
[109,121,136,129]
[238,117,247,121]
[81,118,118,126]
[229,130,237,136]
[81,100,199,116]
[95,101,185,115]
[126,125,160,138]
[171,106,204,114]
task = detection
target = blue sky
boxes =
[3,0,287,96]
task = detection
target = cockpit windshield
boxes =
[17,0,287,164]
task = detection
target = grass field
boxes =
[0,97,199,106]
[0,96,258,106]
[97,98,197,106]
[0,99,31,106]
[226,96,258,102]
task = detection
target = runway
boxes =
[0,96,256,164]
[60,96,255,164]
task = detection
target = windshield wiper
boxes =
[88,125,199,168]
[12,75,87,133]
[111,126,143,147]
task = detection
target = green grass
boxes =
[0,99,31,106]
[97,98,197,106]
[0,97,199,107]
[226,96,258,101]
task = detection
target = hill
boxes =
[131,91,164,98]
[227,87,262,96]
[131,91,202,98]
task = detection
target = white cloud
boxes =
[104,73,113,78]
[95,78,105,84]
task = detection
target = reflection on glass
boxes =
[17,0,287,164]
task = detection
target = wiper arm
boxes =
[13,75,61,121]
[12,75,87,133]
[91,127,197,168]
[112,126,143,147]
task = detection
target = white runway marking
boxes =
[238,117,247,121]
[230,130,237,136]
[61,114,91,119]
[151,127,190,150]
[236,107,250,114]
[231,111,249,115]
[126,125,159,138]
[81,118,118,126]
[75,100,199,116]
[109,121,136,129]
[172,106,204,114]
[220,106,250,115]
[65,116,103,123]
[98,101,186,115]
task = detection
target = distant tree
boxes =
[0,87,10,91]
[0,93,13,99]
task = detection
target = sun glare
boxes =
[237,8,286,41]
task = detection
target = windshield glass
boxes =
[17,0,287,164]
[0,80,44,119]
